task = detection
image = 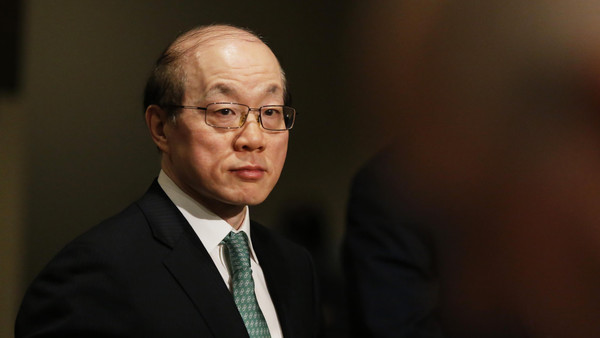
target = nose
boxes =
[234,110,265,151]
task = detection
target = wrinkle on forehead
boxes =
[204,82,283,101]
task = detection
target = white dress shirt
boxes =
[158,171,283,337]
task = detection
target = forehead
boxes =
[190,38,281,77]
[179,33,284,99]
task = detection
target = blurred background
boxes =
[0,1,380,336]
[5,0,600,337]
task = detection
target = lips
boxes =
[230,165,266,180]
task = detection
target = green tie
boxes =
[221,231,271,338]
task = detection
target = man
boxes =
[16,24,319,337]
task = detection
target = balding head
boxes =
[143,24,288,118]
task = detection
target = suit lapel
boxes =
[163,234,249,337]
[251,222,293,337]
[137,181,249,337]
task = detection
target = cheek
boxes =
[271,135,289,169]
[190,136,231,174]
[172,129,227,174]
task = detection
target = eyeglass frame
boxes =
[163,102,296,131]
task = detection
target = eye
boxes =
[262,108,282,117]
[215,108,236,116]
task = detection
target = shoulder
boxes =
[14,202,147,337]
[15,185,183,336]
[27,181,178,287]
[31,200,160,284]
[67,179,183,254]
[65,202,152,256]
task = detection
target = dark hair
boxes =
[142,24,290,118]
[142,44,185,117]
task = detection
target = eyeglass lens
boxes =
[205,103,294,130]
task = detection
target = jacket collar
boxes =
[136,180,250,337]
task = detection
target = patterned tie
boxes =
[221,231,271,338]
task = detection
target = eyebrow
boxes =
[266,84,281,94]
[205,83,235,98]
[204,83,283,101]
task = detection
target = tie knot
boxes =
[221,231,251,272]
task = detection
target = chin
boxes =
[234,192,270,206]
[231,185,274,205]
[239,196,268,206]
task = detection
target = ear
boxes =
[145,105,171,153]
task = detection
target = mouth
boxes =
[230,165,267,180]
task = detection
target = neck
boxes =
[184,186,247,229]
[161,165,247,229]
[210,203,247,230]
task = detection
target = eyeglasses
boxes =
[165,102,296,131]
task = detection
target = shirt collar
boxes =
[157,170,257,262]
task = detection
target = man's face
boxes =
[162,37,288,214]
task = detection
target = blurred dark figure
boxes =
[343,1,600,337]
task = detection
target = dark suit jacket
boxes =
[16,180,320,337]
